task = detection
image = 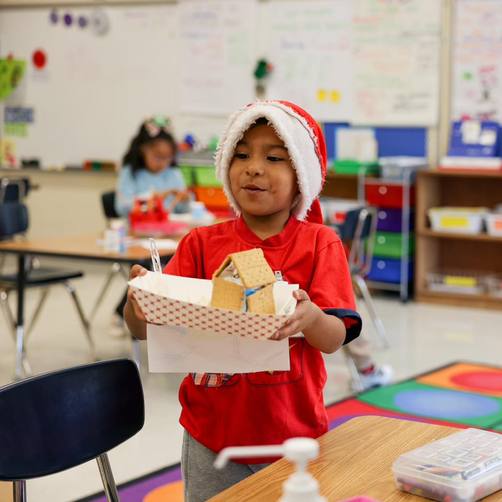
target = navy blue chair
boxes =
[0,179,94,376]
[0,359,145,502]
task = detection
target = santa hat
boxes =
[215,100,327,223]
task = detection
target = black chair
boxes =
[0,359,145,502]
[337,205,388,347]
[336,206,389,391]
[101,191,120,219]
[0,180,95,376]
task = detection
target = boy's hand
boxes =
[126,265,148,322]
[271,290,322,340]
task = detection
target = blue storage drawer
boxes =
[367,257,414,284]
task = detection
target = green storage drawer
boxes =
[179,165,194,187]
[332,160,379,175]
[193,165,222,187]
[373,231,415,258]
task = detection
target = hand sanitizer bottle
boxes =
[214,437,326,502]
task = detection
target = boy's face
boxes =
[229,124,298,220]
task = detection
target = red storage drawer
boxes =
[365,181,415,209]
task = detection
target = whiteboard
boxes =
[0,0,443,168]
[452,0,502,122]
[0,5,179,166]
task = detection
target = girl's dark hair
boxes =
[122,119,178,175]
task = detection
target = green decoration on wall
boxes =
[0,59,26,101]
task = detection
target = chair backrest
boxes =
[0,201,29,240]
[339,205,378,277]
[101,191,119,219]
[0,359,144,481]
[0,178,30,203]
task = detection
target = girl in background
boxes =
[115,116,190,217]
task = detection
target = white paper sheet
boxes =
[147,324,290,373]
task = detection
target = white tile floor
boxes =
[0,258,501,502]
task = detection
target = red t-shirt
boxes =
[164,216,360,462]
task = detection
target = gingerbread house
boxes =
[210,248,277,314]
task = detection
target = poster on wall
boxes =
[452,0,502,122]
[260,0,354,122]
[179,0,255,115]
[352,0,441,126]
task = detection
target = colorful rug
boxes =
[77,362,502,502]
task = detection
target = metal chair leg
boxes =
[353,274,389,349]
[89,263,123,322]
[343,345,364,393]
[25,288,50,341]
[131,337,141,370]
[0,290,16,339]
[13,480,27,502]
[96,453,119,502]
[64,282,97,360]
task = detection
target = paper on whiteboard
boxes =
[147,324,290,373]
[260,0,354,122]
[352,0,441,126]
[178,0,255,115]
[452,0,502,121]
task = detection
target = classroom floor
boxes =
[0,258,501,502]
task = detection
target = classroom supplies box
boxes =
[129,271,298,340]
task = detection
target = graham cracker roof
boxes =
[213,248,276,289]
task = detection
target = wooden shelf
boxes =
[422,169,502,179]
[416,290,502,310]
[418,229,502,243]
[416,169,502,310]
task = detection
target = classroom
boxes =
[1,0,502,501]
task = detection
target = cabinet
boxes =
[415,169,502,310]
[364,169,416,302]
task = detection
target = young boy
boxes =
[125,101,362,501]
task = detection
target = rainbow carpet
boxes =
[77,362,502,502]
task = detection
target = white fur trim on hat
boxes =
[215,101,322,220]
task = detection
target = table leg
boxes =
[14,254,27,380]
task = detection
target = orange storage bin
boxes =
[194,186,229,209]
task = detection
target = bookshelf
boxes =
[416,169,502,309]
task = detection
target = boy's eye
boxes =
[234,152,248,160]
[267,155,285,162]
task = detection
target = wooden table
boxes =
[210,416,501,501]
[0,481,12,502]
[0,234,177,379]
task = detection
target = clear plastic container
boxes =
[486,213,502,237]
[393,428,502,501]
[486,275,502,298]
[428,207,487,234]
[426,271,486,295]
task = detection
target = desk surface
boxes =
[210,416,501,501]
[0,234,177,263]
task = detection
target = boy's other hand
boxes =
[127,265,148,322]
[272,289,322,340]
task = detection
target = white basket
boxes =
[486,213,502,237]
[428,207,487,234]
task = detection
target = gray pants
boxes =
[182,430,269,502]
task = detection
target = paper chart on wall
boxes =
[352,0,441,126]
[178,0,256,115]
[259,0,354,122]
[452,0,502,122]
